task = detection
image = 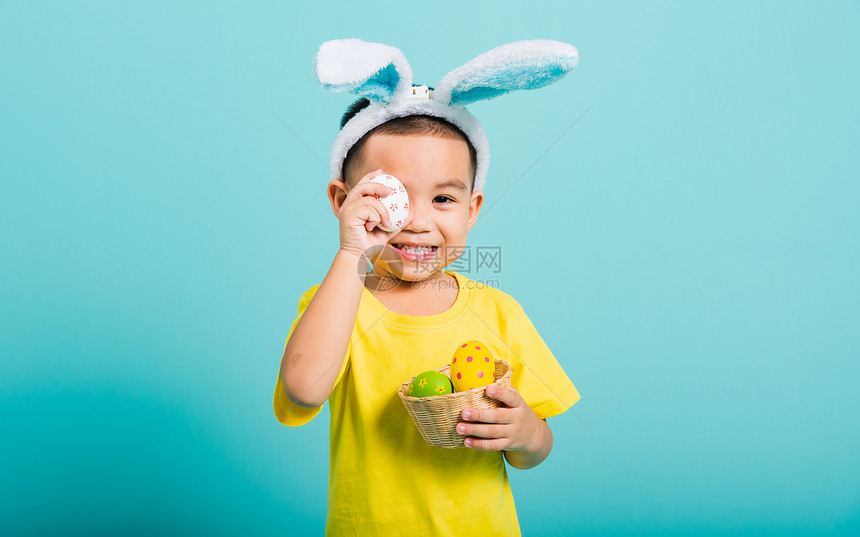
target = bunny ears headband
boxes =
[315,38,579,191]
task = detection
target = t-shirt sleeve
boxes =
[273,284,351,427]
[508,302,580,420]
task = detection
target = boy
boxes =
[274,39,581,536]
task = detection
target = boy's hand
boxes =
[457,386,544,452]
[338,168,413,261]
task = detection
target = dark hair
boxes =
[339,94,478,192]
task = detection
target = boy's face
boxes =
[333,132,484,285]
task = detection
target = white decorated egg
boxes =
[369,174,409,232]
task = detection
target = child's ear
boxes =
[467,190,484,232]
[315,39,413,104]
[433,40,579,106]
[327,179,349,219]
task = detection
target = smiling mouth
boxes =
[391,243,439,260]
[392,243,438,253]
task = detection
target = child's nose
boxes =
[403,204,430,232]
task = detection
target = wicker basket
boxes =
[398,359,512,449]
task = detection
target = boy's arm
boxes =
[503,419,553,470]
[279,249,368,408]
[280,169,404,409]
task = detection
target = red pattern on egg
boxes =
[369,174,409,231]
[450,340,494,392]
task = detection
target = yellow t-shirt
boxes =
[274,270,580,536]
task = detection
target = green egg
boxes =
[407,371,454,397]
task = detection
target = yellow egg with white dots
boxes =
[450,340,495,392]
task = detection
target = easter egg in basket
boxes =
[407,370,454,398]
[450,340,495,392]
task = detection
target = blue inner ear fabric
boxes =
[450,56,574,105]
[355,63,400,103]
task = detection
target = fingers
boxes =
[458,419,514,451]
[358,196,392,230]
[484,386,523,408]
[353,169,396,200]
[355,168,384,185]
[462,437,508,451]
[362,206,381,232]
[458,387,522,425]
[457,388,523,450]
[457,407,512,449]
[344,170,395,230]
[352,180,394,199]
[458,421,508,440]
[461,406,509,424]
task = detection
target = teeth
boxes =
[396,244,436,254]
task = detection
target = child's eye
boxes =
[434,195,455,204]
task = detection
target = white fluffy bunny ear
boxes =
[433,39,579,106]
[314,38,413,104]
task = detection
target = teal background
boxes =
[2,1,858,535]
